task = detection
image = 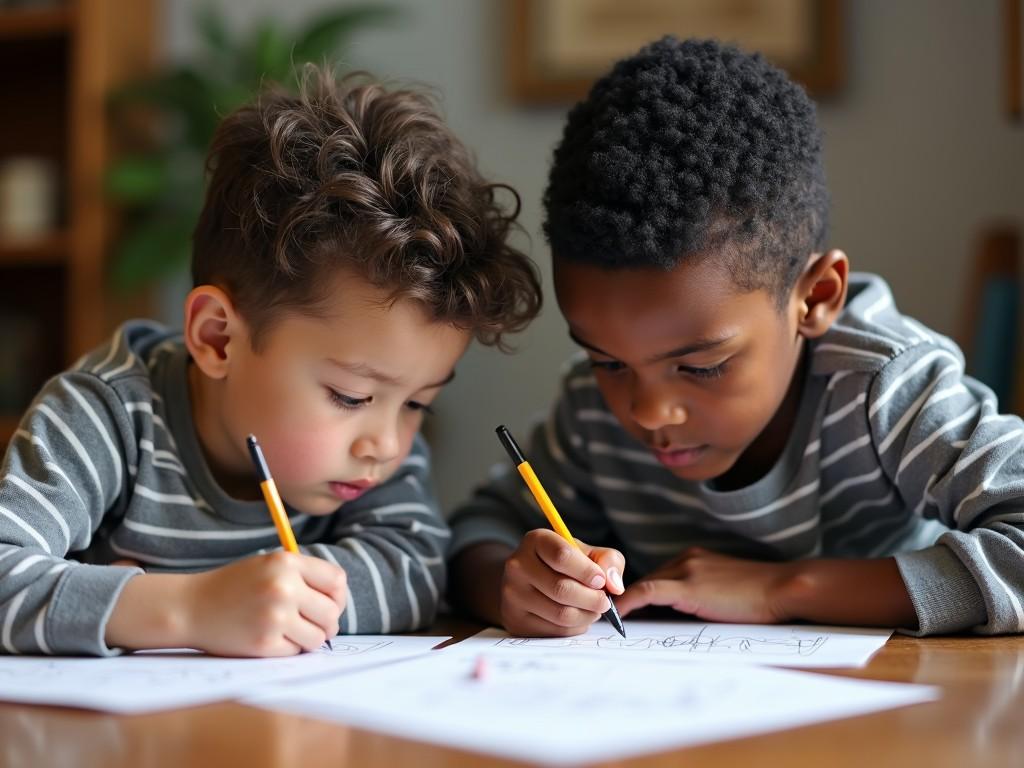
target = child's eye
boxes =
[589,359,626,373]
[678,362,727,380]
[405,401,435,415]
[326,388,371,410]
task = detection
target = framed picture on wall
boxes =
[506,0,844,104]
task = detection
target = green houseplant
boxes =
[105,3,397,291]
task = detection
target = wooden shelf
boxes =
[0,5,73,40]
[0,0,154,372]
[0,232,69,265]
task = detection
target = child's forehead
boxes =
[553,257,784,347]
[554,255,755,309]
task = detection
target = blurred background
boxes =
[0,0,1021,513]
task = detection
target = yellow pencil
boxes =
[495,424,626,637]
[246,434,331,650]
[247,434,299,552]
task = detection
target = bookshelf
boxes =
[0,0,154,447]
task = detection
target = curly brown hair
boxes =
[192,66,541,350]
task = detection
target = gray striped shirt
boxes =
[450,274,1024,636]
[0,322,449,655]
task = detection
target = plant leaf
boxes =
[247,20,293,87]
[104,156,168,205]
[292,5,399,65]
[109,67,221,150]
[194,3,232,61]
[111,214,195,293]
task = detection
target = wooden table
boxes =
[2,620,1023,768]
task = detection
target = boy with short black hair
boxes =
[0,67,541,656]
[450,37,1024,637]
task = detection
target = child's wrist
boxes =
[171,571,207,649]
[769,561,819,622]
[106,572,194,651]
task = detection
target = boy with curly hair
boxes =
[450,37,1024,637]
[0,68,541,656]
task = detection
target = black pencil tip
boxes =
[603,598,626,638]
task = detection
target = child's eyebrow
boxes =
[325,358,455,389]
[568,330,736,363]
[423,370,456,389]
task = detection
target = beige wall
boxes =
[167,0,1024,512]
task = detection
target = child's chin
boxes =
[666,454,730,483]
[295,491,347,516]
[667,465,719,483]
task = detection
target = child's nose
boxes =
[351,422,401,464]
[629,385,687,432]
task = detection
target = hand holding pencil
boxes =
[245,435,345,653]
[494,425,627,638]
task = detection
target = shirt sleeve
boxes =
[304,434,450,633]
[0,371,142,655]
[449,370,610,559]
[868,342,1024,635]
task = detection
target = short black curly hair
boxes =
[543,36,828,306]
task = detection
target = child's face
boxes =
[554,256,807,485]
[201,273,470,515]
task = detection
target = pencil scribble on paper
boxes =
[0,638,393,689]
[495,625,828,656]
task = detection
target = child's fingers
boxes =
[525,587,604,628]
[530,570,610,614]
[530,530,606,588]
[295,554,348,605]
[616,578,696,617]
[283,616,331,654]
[582,545,627,595]
[249,634,303,658]
[297,588,343,639]
[520,608,596,636]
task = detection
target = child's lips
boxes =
[329,480,376,501]
[651,445,708,468]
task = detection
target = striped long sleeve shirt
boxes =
[450,274,1024,636]
[0,322,449,656]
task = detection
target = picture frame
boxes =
[506,0,844,104]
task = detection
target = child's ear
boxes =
[183,285,248,380]
[794,249,849,339]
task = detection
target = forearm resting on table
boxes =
[450,542,514,627]
[105,572,194,651]
[779,557,918,629]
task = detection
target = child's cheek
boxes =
[263,432,336,483]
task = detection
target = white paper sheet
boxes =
[251,650,939,765]
[458,620,892,667]
[0,635,447,713]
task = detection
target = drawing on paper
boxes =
[0,638,393,689]
[494,625,828,656]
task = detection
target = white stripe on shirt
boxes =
[869,349,960,418]
[121,517,307,541]
[820,435,872,469]
[822,393,866,428]
[36,403,104,501]
[969,536,1024,632]
[1,586,31,654]
[896,404,982,478]
[819,468,883,505]
[401,555,420,629]
[0,505,51,553]
[338,538,391,634]
[954,430,1024,475]
[6,476,72,550]
[60,379,123,491]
